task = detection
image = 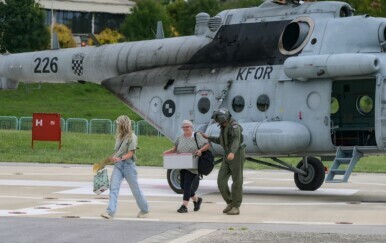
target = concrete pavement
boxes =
[0,162,386,242]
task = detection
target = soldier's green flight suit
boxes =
[208,118,245,208]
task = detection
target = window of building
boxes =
[54,10,92,34]
[44,9,126,35]
[94,13,126,34]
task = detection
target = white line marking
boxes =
[243,187,358,196]
[351,181,386,187]
[82,217,160,221]
[263,221,337,225]
[169,229,217,243]
[0,200,104,216]
[0,179,358,198]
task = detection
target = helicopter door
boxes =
[331,78,376,147]
[375,77,386,149]
[194,90,214,124]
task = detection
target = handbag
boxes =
[93,168,109,195]
[194,132,214,176]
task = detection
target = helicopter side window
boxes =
[356,95,373,115]
[232,96,245,113]
[331,97,339,114]
[197,97,211,114]
[256,94,270,112]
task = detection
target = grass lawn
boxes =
[0,130,172,166]
[0,82,140,121]
[1,130,385,173]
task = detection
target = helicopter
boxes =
[1,0,385,193]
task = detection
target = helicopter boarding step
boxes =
[325,146,363,183]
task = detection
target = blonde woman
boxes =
[101,115,149,219]
[164,120,210,213]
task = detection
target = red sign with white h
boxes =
[32,113,61,149]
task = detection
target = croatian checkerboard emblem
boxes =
[72,53,85,76]
[162,100,175,117]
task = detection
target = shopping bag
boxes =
[93,168,109,195]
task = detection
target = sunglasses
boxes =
[181,126,191,129]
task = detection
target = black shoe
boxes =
[177,205,188,213]
[193,197,202,212]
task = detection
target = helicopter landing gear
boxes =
[166,169,199,194]
[294,157,325,191]
[245,156,325,191]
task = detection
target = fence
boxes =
[0,116,18,130]
[0,116,161,136]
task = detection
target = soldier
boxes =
[201,108,245,215]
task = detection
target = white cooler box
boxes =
[163,153,198,169]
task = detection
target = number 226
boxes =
[34,57,58,73]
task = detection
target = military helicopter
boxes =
[1,0,385,193]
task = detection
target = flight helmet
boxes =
[212,108,231,124]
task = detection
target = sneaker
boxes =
[100,211,113,219]
[137,211,149,218]
[177,205,188,213]
[193,197,202,212]
[222,204,233,214]
[227,207,240,215]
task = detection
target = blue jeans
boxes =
[106,159,149,216]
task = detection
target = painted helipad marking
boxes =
[243,187,358,196]
[247,177,293,181]
[0,200,104,216]
[82,217,160,221]
[351,181,386,187]
[57,186,181,197]
[169,229,217,243]
[0,178,358,197]
[263,221,337,225]
[0,195,380,207]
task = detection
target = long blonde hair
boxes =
[115,115,132,141]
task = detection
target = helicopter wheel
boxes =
[294,157,325,191]
[167,169,199,194]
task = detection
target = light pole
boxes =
[50,0,54,48]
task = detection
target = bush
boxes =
[52,24,76,48]
[88,28,125,45]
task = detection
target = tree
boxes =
[120,0,173,41]
[0,0,49,53]
[53,24,76,48]
[220,0,263,10]
[319,0,386,17]
[167,0,220,36]
[88,28,125,46]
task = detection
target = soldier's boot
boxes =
[222,204,233,214]
[227,207,240,215]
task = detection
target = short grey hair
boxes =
[181,120,193,127]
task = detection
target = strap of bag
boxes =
[194,133,203,178]
[117,139,125,151]
[194,132,200,150]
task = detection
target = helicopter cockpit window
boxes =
[331,97,339,114]
[356,95,373,115]
[197,97,211,114]
[232,96,245,113]
[339,6,351,17]
[256,94,270,112]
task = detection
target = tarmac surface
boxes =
[0,162,386,242]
